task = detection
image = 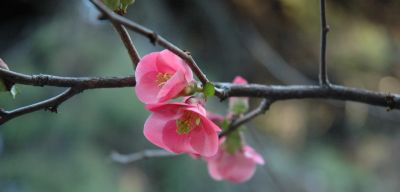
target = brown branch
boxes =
[220,99,273,137]
[319,0,330,86]
[0,68,135,88]
[2,67,400,125]
[0,88,81,125]
[111,22,141,67]
[216,83,400,110]
[90,0,210,85]
[111,149,176,164]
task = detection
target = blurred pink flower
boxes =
[206,144,264,183]
[135,49,194,104]
[229,76,249,115]
[144,102,221,157]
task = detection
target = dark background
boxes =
[1,0,400,191]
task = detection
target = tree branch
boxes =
[220,99,273,137]
[111,149,176,164]
[2,66,400,125]
[319,0,330,86]
[90,0,210,85]
[0,68,135,88]
[0,88,81,125]
[216,83,400,110]
[111,22,141,68]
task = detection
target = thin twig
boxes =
[0,88,81,125]
[90,0,210,85]
[111,149,176,164]
[111,22,141,67]
[220,99,272,137]
[319,0,330,86]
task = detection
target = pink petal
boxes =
[161,121,196,154]
[157,50,181,74]
[135,71,162,104]
[135,52,158,81]
[233,76,248,85]
[243,146,265,165]
[224,156,257,183]
[189,121,219,157]
[207,157,224,180]
[157,70,187,102]
[143,113,170,149]
[158,50,193,82]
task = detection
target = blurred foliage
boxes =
[1,0,400,192]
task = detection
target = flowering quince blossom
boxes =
[229,76,249,115]
[144,102,221,157]
[135,49,194,104]
[206,141,265,183]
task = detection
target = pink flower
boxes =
[135,50,194,104]
[229,76,249,115]
[144,102,221,157]
[206,144,264,183]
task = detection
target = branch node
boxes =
[33,74,50,87]
[149,32,159,45]
[385,94,396,111]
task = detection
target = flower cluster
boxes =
[135,49,264,183]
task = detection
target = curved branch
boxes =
[111,22,141,68]
[90,0,210,85]
[0,88,80,125]
[220,99,273,137]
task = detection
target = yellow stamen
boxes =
[176,112,201,134]
[156,73,172,87]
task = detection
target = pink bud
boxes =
[229,76,249,115]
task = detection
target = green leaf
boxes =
[120,0,135,11]
[203,82,215,97]
[103,0,120,11]
[10,85,19,99]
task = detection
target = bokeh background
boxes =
[1,0,400,191]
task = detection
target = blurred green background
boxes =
[1,0,400,191]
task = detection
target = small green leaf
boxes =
[10,85,19,99]
[103,0,120,11]
[203,82,215,97]
[120,0,135,11]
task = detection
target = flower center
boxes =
[156,73,172,87]
[176,111,201,135]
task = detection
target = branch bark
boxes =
[111,149,176,164]
[319,0,330,86]
[90,0,210,85]
[111,22,141,68]
[220,99,273,137]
